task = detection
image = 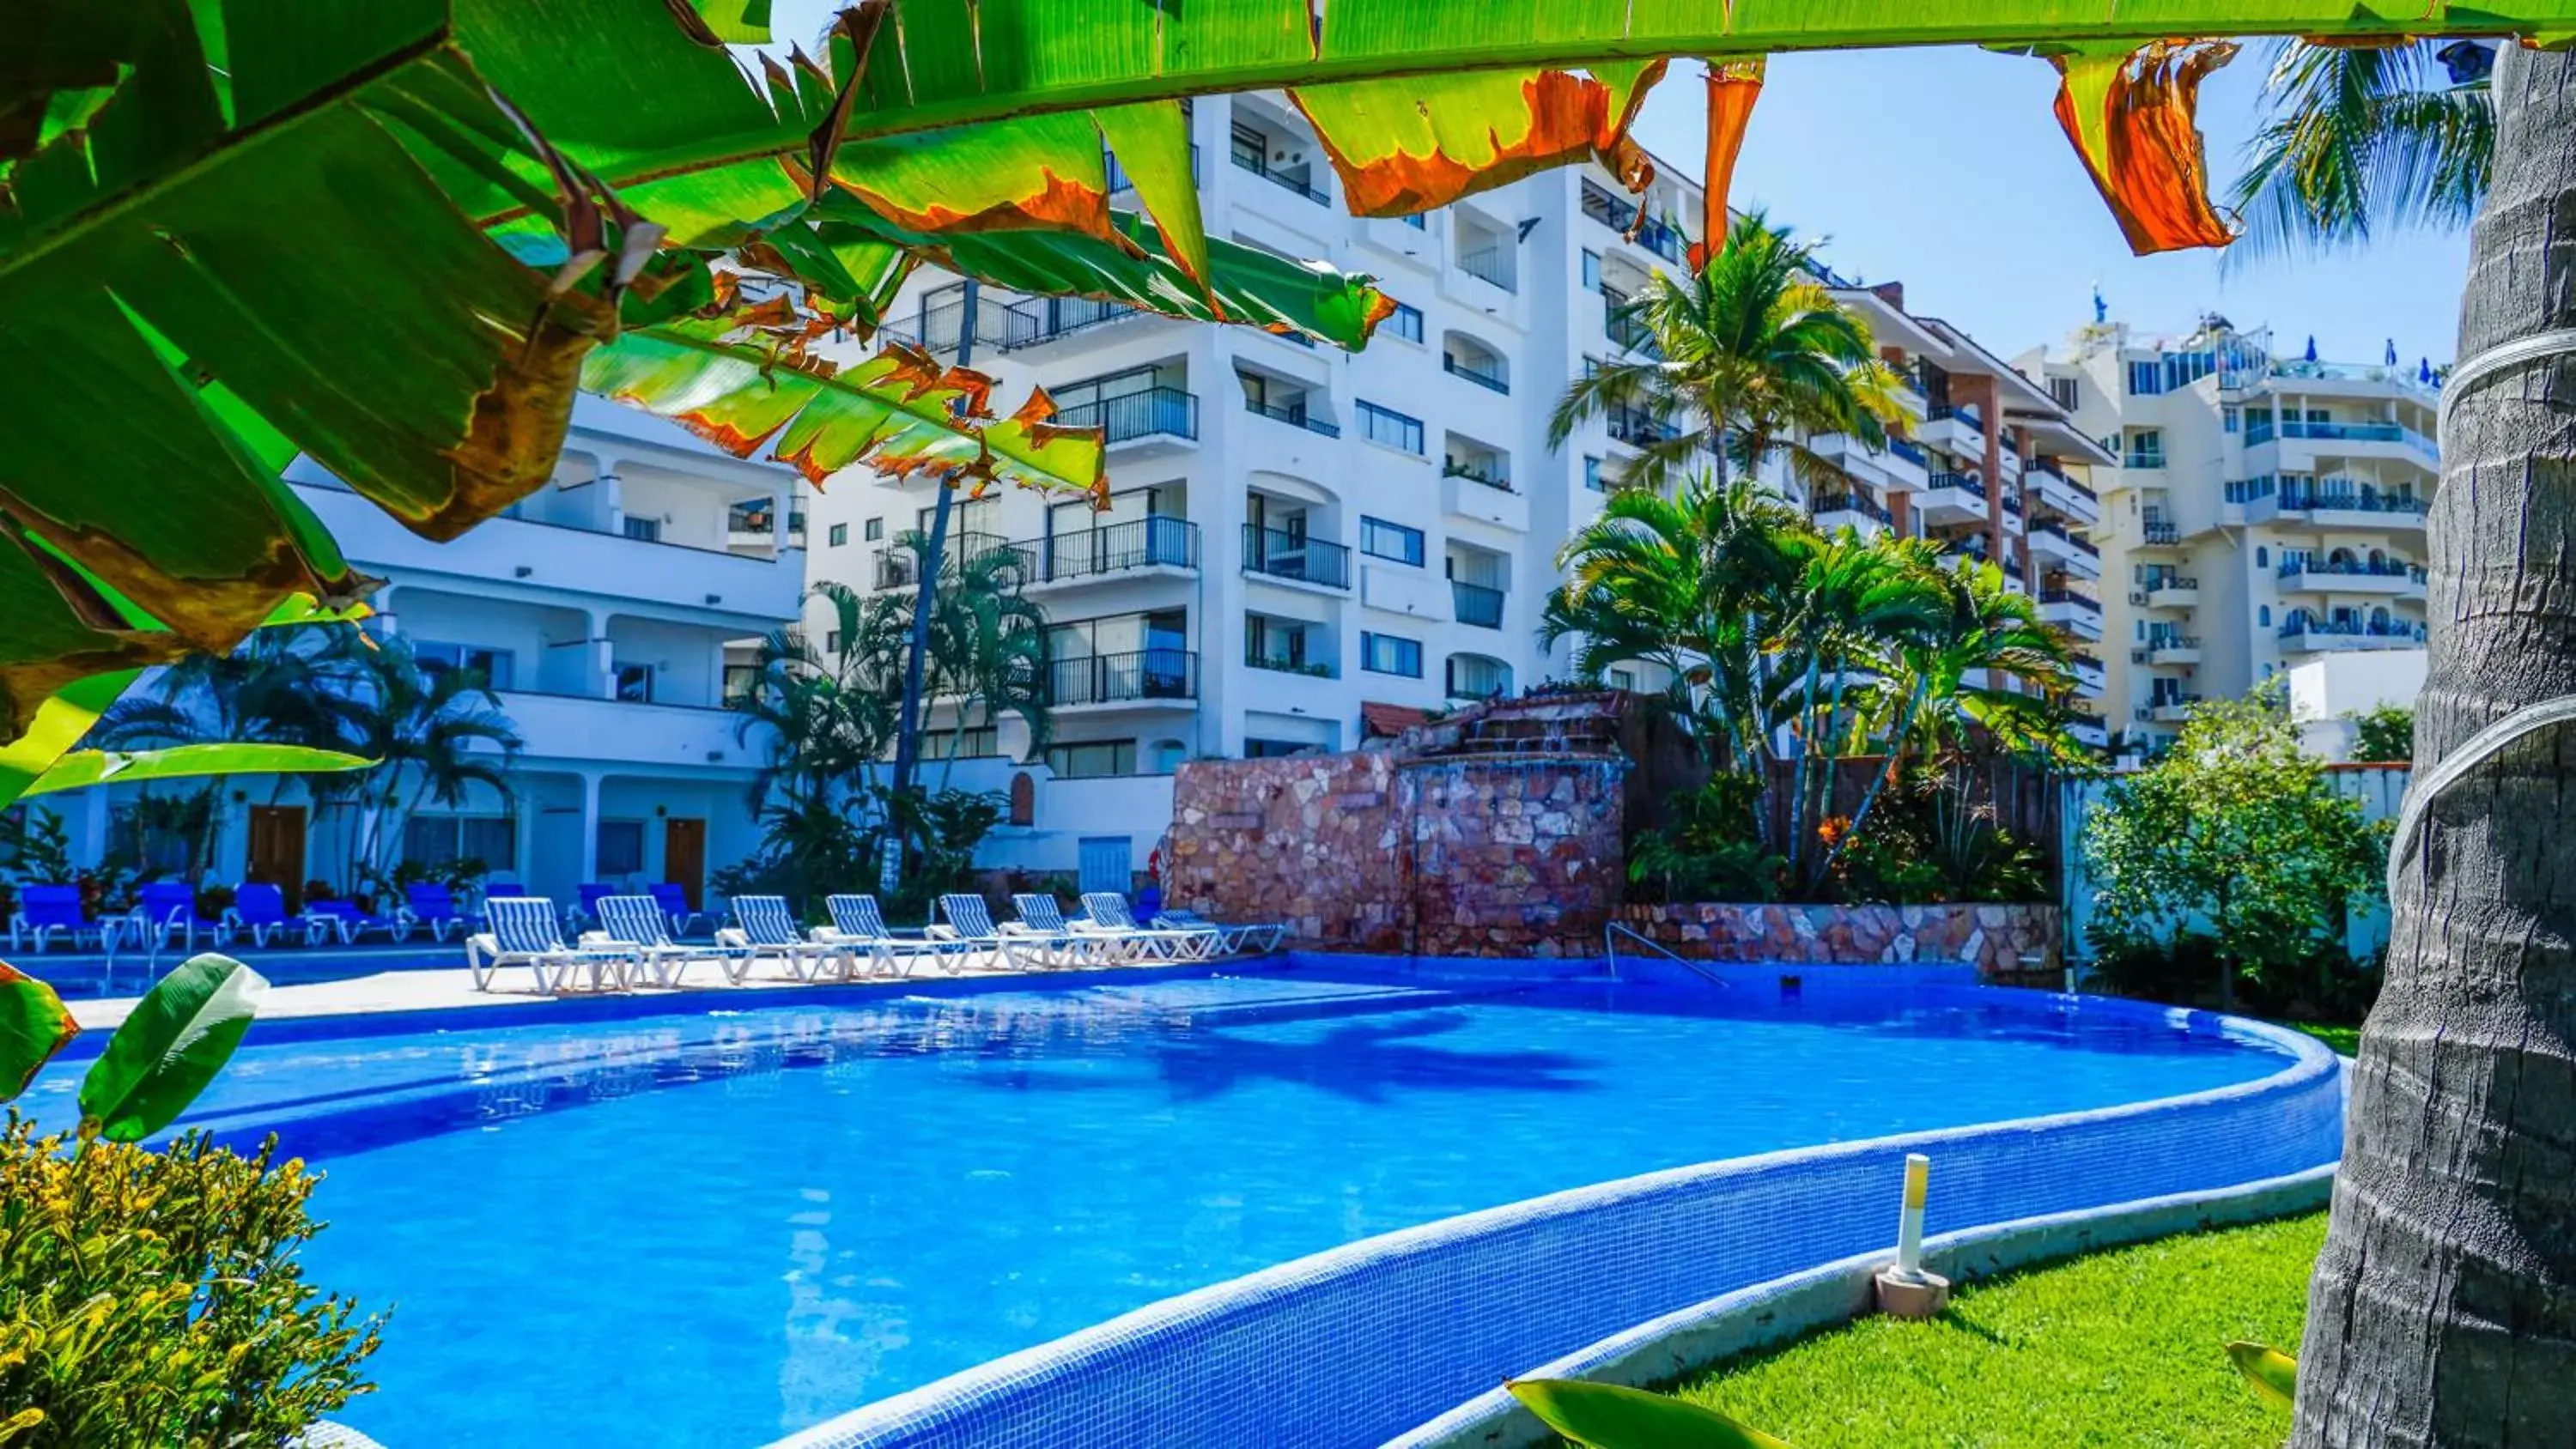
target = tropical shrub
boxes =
[0,1125,384,1447]
[1626,777,1783,903]
[2348,703,2415,763]
[1832,767,2046,905]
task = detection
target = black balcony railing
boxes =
[1925,471,1989,499]
[1443,459,1512,490]
[2276,483,2428,516]
[1579,181,1685,262]
[2280,619,2429,643]
[1443,355,1510,393]
[2028,463,2099,503]
[1886,437,1929,466]
[2039,588,2103,614]
[1245,397,1340,437]
[1450,579,1504,628]
[1230,151,1329,204]
[1929,403,1985,433]
[1813,491,1894,525]
[2142,519,2182,545]
[1054,387,1199,445]
[2148,634,2204,652]
[872,531,1014,591]
[1242,525,1352,590]
[2280,557,2425,581]
[2143,573,2200,591]
[1044,649,1200,706]
[1605,307,1660,356]
[999,294,1143,349]
[1607,407,1681,447]
[1021,517,1200,582]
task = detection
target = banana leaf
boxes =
[2227,1341,2300,1409]
[1509,1379,1799,1449]
[18,743,375,799]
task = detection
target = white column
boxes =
[590,608,617,699]
[577,773,602,882]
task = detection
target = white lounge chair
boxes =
[1083,893,1224,960]
[820,894,962,978]
[719,894,859,981]
[467,897,628,994]
[1157,904,1285,955]
[1061,893,1210,961]
[1009,894,1133,967]
[594,894,753,987]
[934,894,1085,972]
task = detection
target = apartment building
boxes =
[799,94,2111,878]
[2026,319,2437,756]
[50,397,806,908]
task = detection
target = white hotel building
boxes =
[801,94,2112,880]
[51,397,807,912]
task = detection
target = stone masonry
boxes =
[1613,901,2063,982]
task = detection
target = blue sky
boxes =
[1629,45,2468,368]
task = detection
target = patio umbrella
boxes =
[2306,335,2319,363]
[2421,357,2437,385]
[2385,338,2400,366]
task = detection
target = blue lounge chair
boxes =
[819,894,956,978]
[402,883,474,943]
[223,883,305,947]
[134,881,228,953]
[468,897,623,993]
[650,883,709,939]
[1011,894,1129,966]
[302,896,406,945]
[8,884,113,953]
[719,894,852,981]
[593,894,751,988]
[933,893,1084,972]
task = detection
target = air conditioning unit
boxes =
[2127,591,2150,605]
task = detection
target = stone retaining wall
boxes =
[1614,902,2061,982]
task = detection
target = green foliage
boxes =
[0,809,73,888]
[2228,39,2492,264]
[1510,1378,1795,1448]
[1627,777,1783,903]
[0,966,78,1102]
[76,955,264,1144]
[1832,767,2044,905]
[2348,703,2415,762]
[2081,691,2390,1009]
[0,1120,384,1446]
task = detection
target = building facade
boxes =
[2028,320,2436,756]
[798,95,2114,878]
[48,397,805,908]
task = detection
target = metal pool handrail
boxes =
[1602,920,1728,987]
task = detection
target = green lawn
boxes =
[1663,1215,2324,1449]
[2285,1022,2360,1056]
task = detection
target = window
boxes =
[1608,667,1638,692]
[1229,122,1266,173]
[2047,375,2079,411]
[1046,739,1136,778]
[414,641,513,690]
[923,727,999,760]
[1356,401,1425,454]
[864,517,884,541]
[2256,545,2269,567]
[596,820,645,876]
[1584,456,1607,492]
[723,663,758,704]
[1581,250,1601,289]
[825,629,843,653]
[1446,653,1510,698]
[2124,429,2165,469]
[1384,302,1424,343]
[2126,361,2166,396]
[827,522,848,547]
[2222,406,2239,434]
[403,815,518,870]
[620,515,661,543]
[1361,632,1424,677]
[2259,605,2272,627]
[614,663,654,703]
[1244,738,1315,759]
[1359,516,1425,567]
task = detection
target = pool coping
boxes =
[763,979,2342,1449]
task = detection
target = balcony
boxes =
[2140,518,2182,548]
[2025,522,2099,578]
[1044,649,1200,708]
[1443,354,1510,394]
[2145,635,2203,665]
[2038,588,2104,640]
[1244,397,1340,437]
[2277,558,2424,596]
[1881,436,1931,491]
[1916,471,1990,526]
[1242,525,1352,591]
[496,689,752,771]
[1813,490,1893,534]
[872,530,1014,591]
[1244,651,1336,681]
[1919,405,1985,458]
[1449,579,1504,629]
[2262,482,2430,531]
[1054,387,1199,449]
[997,294,1149,352]
[2069,715,2111,749]
[1442,467,1528,531]
[1230,149,1329,204]
[1579,181,1685,263]
[2143,577,2200,609]
[2000,491,2025,535]
[1018,517,1200,586]
[2026,464,2101,526]
[2279,620,2429,653]
[292,481,800,623]
[2071,653,2107,693]
[1607,407,1683,449]
[2245,416,2439,461]
[1601,288,1662,357]
[2151,694,2204,724]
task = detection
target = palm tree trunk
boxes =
[1786,652,1822,883]
[2290,43,2576,1447]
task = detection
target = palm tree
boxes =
[2285,44,2576,1448]
[332,638,522,888]
[2228,39,2494,262]
[1547,211,1909,494]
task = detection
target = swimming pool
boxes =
[29,959,2312,1447]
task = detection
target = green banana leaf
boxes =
[77,953,268,1143]
[0,964,80,1103]
[2227,1341,2299,1410]
[18,743,375,799]
[1509,1379,1800,1449]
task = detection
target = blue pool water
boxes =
[31,964,2294,1447]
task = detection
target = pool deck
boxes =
[65,949,1128,1031]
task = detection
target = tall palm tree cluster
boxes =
[727,533,1048,912]
[89,627,520,892]
[1543,210,2079,905]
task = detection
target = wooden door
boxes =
[662,817,706,910]
[246,807,308,911]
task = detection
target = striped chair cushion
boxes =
[939,894,999,940]
[595,894,672,947]
[1012,894,1072,933]
[488,898,566,955]
[1081,893,1142,931]
[827,894,890,939]
[734,894,803,946]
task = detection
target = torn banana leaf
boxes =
[581,319,1106,495]
[1290,63,1667,218]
